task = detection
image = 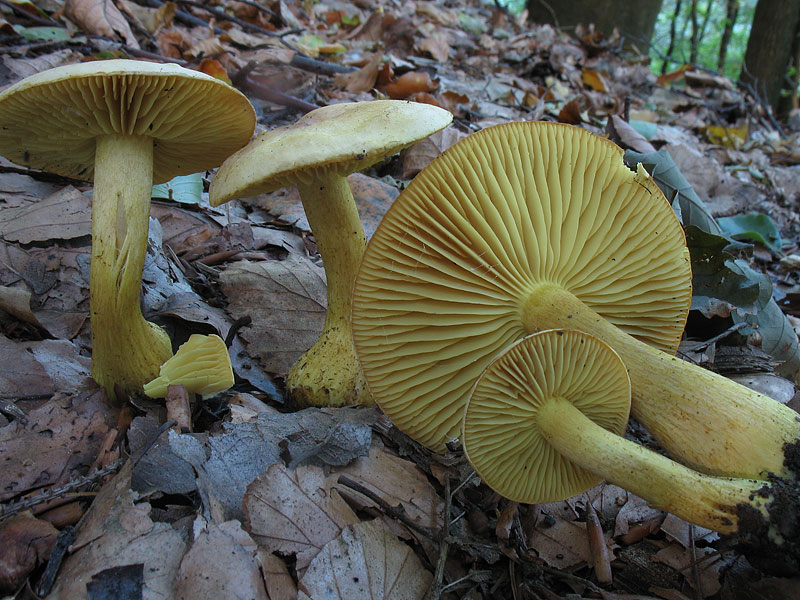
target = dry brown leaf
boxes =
[0,334,55,399]
[219,255,326,375]
[400,127,465,179]
[118,0,174,35]
[527,519,591,569]
[333,445,444,534]
[50,462,186,598]
[0,514,58,593]
[382,71,438,99]
[1,50,82,80]
[298,519,433,600]
[174,521,269,599]
[581,67,609,92]
[0,391,112,502]
[417,33,451,63]
[0,186,90,244]
[334,53,381,93]
[258,550,297,600]
[64,0,140,48]
[243,462,359,571]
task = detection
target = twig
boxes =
[290,53,357,75]
[178,0,295,38]
[336,475,438,539]
[138,0,226,35]
[427,476,452,600]
[691,321,748,352]
[233,61,319,112]
[0,0,63,27]
[234,0,278,19]
[36,525,76,597]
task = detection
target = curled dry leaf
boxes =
[382,71,437,99]
[298,519,433,600]
[64,0,140,49]
[243,462,359,572]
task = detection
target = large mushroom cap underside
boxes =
[463,330,631,503]
[352,121,691,450]
[0,59,255,183]
[210,100,453,204]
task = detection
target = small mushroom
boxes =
[462,329,798,548]
[0,60,256,401]
[210,100,452,408]
[352,121,800,482]
[143,334,234,398]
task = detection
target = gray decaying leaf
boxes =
[131,408,377,522]
[298,519,433,600]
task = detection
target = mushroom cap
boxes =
[209,100,453,205]
[351,121,691,450]
[462,330,631,503]
[0,59,256,183]
[143,334,234,398]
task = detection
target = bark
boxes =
[717,0,740,72]
[526,0,664,48]
[663,0,684,74]
[740,0,800,115]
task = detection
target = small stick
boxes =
[336,475,437,540]
[234,61,319,112]
[178,0,295,38]
[289,54,357,75]
[427,475,452,600]
[0,0,63,27]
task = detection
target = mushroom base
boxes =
[521,282,800,480]
[287,321,371,408]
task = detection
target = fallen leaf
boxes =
[0,514,58,593]
[49,462,186,598]
[417,32,451,63]
[581,67,608,92]
[333,53,381,93]
[401,127,465,178]
[382,71,437,99]
[64,0,140,48]
[244,462,359,571]
[220,255,327,375]
[197,58,231,84]
[334,444,444,535]
[174,520,269,599]
[0,186,90,244]
[298,519,433,600]
[0,390,113,502]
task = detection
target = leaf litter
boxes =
[0,0,799,597]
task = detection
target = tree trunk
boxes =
[717,0,740,73]
[740,0,800,116]
[663,0,684,74]
[689,0,699,63]
[526,0,664,48]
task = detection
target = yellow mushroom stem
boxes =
[90,135,173,401]
[521,282,800,480]
[287,174,370,407]
[537,396,772,536]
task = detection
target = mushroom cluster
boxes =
[462,329,793,542]
[0,60,256,401]
[211,100,452,408]
[351,121,800,482]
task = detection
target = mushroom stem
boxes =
[537,396,768,535]
[288,175,370,407]
[90,135,173,401]
[521,282,800,480]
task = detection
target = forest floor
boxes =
[1,0,800,598]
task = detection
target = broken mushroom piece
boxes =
[351,121,800,481]
[210,100,453,408]
[143,334,234,399]
[462,330,799,551]
[0,60,256,401]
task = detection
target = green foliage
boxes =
[650,0,758,78]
